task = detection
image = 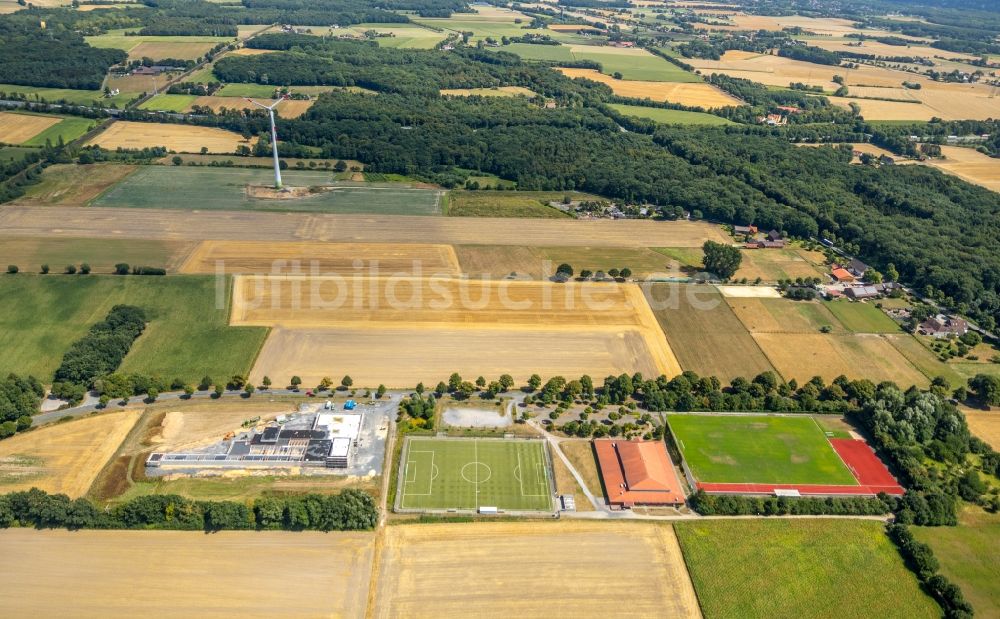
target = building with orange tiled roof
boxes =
[830,266,855,282]
[593,439,686,508]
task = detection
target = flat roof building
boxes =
[593,439,686,508]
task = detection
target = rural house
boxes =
[830,266,855,283]
[847,259,868,277]
[919,314,969,338]
[734,224,757,235]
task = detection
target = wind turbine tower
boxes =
[246,96,287,189]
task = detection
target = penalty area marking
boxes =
[515,450,550,497]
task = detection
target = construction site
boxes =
[146,398,396,477]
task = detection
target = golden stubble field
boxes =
[189,96,315,118]
[0,111,61,144]
[0,410,141,497]
[86,120,253,153]
[557,68,742,107]
[373,521,702,618]
[0,529,374,619]
[963,407,1000,450]
[179,240,461,275]
[0,206,728,247]
[686,49,998,120]
[926,146,1000,193]
[235,275,681,387]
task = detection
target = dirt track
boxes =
[0,206,728,247]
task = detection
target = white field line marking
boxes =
[403,450,436,497]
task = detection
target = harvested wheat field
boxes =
[86,120,252,154]
[557,68,741,107]
[702,14,880,37]
[237,275,680,385]
[0,206,728,247]
[228,47,275,56]
[0,111,61,144]
[373,521,700,619]
[754,332,929,386]
[963,408,1000,450]
[231,275,666,331]
[0,410,140,497]
[179,240,461,275]
[926,146,1000,193]
[0,529,373,619]
[189,96,315,118]
[251,325,670,387]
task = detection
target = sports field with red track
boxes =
[669,414,904,497]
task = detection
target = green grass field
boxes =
[215,83,338,97]
[0,146,40,163]
[138,94,197,112]
[609,104,735,125]
[569,47,702,82]
[85,29,231,52]
[675,520,940,619]
[914,506,1000,617]
[21,116,96,147]
[0,84,133,107]
[342,23,447,49]
[668,414,858,485]
[491,43,576,62]
[92,166,443,215]
[0,275,267,383]
[823,300,900,333]
[445,190,574,218]
[399,437,553,511]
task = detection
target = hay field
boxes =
[373,521,701,618]
[128,40,216,60]
[926,146,1000,193]
[754,332,930,386]
[644,283,775,381]
[0,410,140,497]
[0,205,729,247]
[727,297,845,333]
[86,120,251,153]
[455,245,688,279]
[11,163,137,206]
[228,47,275,56]
[557,68,741,107]
[249,324,670,387]
[189,96,315,118]
[0,529,374,619]
[701,14,878,37]
[180,240,460,275]
[735,248,826,281]
[0,112,61,144]
[609,103,736,125]
[963,408,1000,450]
[440,86,537,97]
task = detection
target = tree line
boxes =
[0,487,378,532]
[0,374,43,441]
[51,305,147,404]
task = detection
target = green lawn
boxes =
[398,437,552,511]
[668,414,858,485]
[0,275,267,384]
[216,83,340,98]
[138,94,196,112]
[675,520,940,619]
[569,47,702,82]
[92,166,444,215]
[609,104,735,125]
[914,506,1000,618]
[0,84,133,108]
[823,300,900,333]
[18,115,96,147]
[444,190,576,218]
[0,146,41,163]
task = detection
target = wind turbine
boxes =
[245,96,287,189]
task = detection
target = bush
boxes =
[115,263,130,275]
[40,264,49,274]
[6,265,17,274]
[80,263,91,275]
[132,266,166,276]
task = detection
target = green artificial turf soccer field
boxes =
[399,437,553,511]
[667,414,858,485]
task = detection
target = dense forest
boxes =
[0,18,126,89]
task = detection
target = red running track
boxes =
[829,438,903,493]
[698,439,905,497]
